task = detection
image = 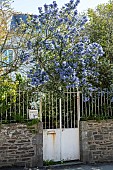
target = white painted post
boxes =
[77,91,80,127]
[77,90,80,160]
[59,87,62,161]
[59,87,62,129]
[59,97,62,129]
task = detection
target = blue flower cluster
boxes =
[26,0,104,90]
[28,65,49,86]
[19,51,30,63]
[27,40,32,50]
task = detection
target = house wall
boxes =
[80,120,113,163]
[0,122,43,168]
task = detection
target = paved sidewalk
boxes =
[48,163,113,170]
[1,163,113,170]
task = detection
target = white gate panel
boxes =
[43,128,80,161]
[43,129,61,161]
[61,128,80,160]
[43,90,80,162]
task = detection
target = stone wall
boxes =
[80,120,113,163]
[0,122,43,168]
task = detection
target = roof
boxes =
[10,13,28,30]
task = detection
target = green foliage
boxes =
[12,113,25,123]
[15,73,27,89]
[0,78,18,100]
[0,76,19,120]
[80,114,113,122]
[81,100,113,121]
[43,160,64,166]
[87,1,113,62]
[27,118,39,126]
[27,119,40,134]
[85,1,113,88]
[0,74,29,122]
[43,160,55,166]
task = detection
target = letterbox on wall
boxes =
[29,109,38,119]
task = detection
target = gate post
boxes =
[59,87,62,129]
[77,91,80,160]
[59,87,62,161]
[77,91,80,127]
[39,96,42,122]
[59,97,62,129]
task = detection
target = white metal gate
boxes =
[42,89,80,161]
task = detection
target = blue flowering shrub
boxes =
[23,0,112,123]
[21,0,105,93]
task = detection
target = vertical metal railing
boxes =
[80,91,113,118]
[41,88,78,129]
[0,88,113,125]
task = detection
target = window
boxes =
[2,49,14,66]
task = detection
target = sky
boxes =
[12,0,109,14]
